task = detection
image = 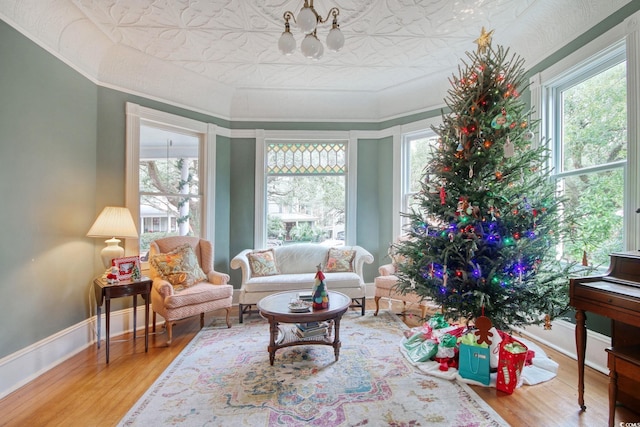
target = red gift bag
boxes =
[496,336,528,394]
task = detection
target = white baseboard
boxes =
[1,292,608,401]
[0,305,157,400]
[0,286,371,399]
[514,319,610,374]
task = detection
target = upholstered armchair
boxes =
[148,236,233,345]
[374,263,437,319]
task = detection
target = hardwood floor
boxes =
[0,300,637,427]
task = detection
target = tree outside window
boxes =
[266,141,346,247]
[402,131,439,227]
[554,59,626,267]
[138,124,202,259]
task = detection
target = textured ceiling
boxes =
[0,0,632,121]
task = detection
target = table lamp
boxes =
[87,206,139,269]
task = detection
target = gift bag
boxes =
[458,343,491,385]
[496,336,528,394]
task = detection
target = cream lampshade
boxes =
[87,206,139,269]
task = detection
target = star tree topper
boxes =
[474,27,495,54]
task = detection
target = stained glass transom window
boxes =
[267,142,347,175]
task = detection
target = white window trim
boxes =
[254,130,356,249]
[530,10,640,250]
[393,117,441,239]
[125,102,217,256]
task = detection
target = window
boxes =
[541,45,628,267]
[265,140,347,247]
[401,129,439,226]
[138,125,202,258]
[125,103,216,262]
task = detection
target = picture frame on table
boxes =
[113,256,140,281]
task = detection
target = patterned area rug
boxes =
[119,311,508,426]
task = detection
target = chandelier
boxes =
[278,0,345,60]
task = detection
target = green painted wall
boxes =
[376,137,396,265]
[228,138,256,286]
[0,20,98,357]
[356,140,381,281]
[214,135,232,275]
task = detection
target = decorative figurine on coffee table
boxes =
[312,263,329,310]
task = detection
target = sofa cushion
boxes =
[247,248,279,277]
[243,272,361,293]
[149,243,207,291]
[325,247,355,272]
[164,282,233,309]
[274,244,329,274]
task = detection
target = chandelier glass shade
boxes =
[278,0,344,59]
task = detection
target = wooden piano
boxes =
[569,251,640,425]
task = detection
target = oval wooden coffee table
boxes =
[257,290,351,365]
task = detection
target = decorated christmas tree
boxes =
[394,28,582,330]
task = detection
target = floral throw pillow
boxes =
[325,247,355,272]
[150,243,207,291]
[247,249,279,277]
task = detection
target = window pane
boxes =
[267,175,345,246]
[559,169,624,267]
[139,194,201,260]
[409,136,438,192]
[267,142,346,174]
[561,62,626,172]
[139,125,200,195]
[138,123,202,259]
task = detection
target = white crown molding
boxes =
[2,0,634,122]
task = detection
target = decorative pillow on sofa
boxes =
[247,248,279,277]
[150,243,207,291]
[325,247,355,272]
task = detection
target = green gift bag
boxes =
[458,343,491,385]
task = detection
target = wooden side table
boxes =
[93,276,152,363]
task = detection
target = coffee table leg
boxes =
[333,317,342,361]
[268,320,278,366]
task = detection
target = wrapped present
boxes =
[434,333,459,371]
[434,333,458,359]
[403,336,438,363]
[496,336,528,394]
[427,313,449,329]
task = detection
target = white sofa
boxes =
[231,243,374,322]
